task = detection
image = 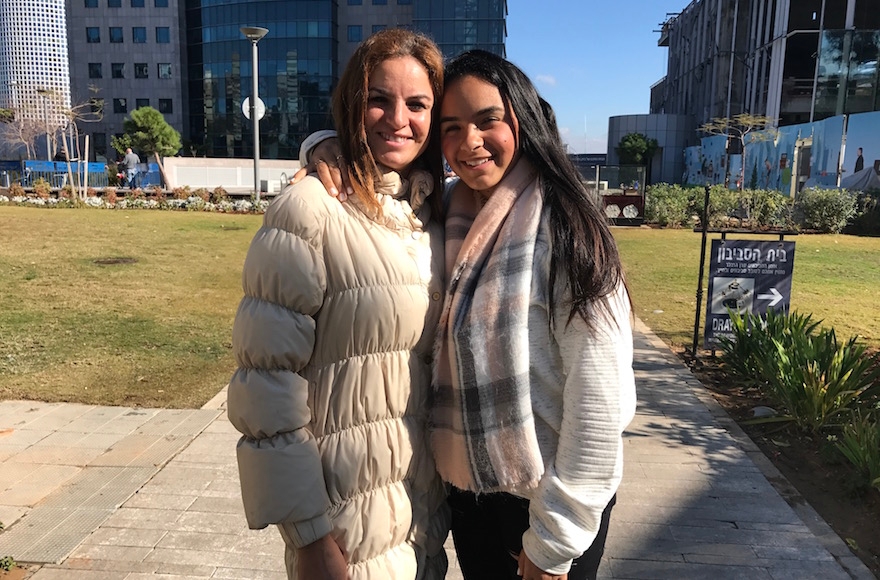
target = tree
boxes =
[616,133,659,185]
[112,106,181,188]
[699,113,777,190]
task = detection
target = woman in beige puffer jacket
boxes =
[227,29,450,580]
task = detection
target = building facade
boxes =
[66,0,185,161]
[0,0,72,158]
[654,0,880,130]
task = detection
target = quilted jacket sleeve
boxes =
[227,181,331,548]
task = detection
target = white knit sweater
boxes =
[516,215,636,575]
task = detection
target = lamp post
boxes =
[240,26,268,202]
[36,88,53,161]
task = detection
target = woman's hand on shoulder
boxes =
[296,535,349,580]
[290,138,353,202]
[517,550,567,580]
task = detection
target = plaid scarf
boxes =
[432,159,545,493]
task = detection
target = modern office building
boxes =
[184,0,508,159]
[653,0,880,131]
[65,0,185,161]
[3,0,507,161]
[0,0,72,157]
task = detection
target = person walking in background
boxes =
[855,147,865,173]
[227,29,449,580]
[433,49,636,580]
[122,147,140,189]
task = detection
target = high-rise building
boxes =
[65,0,184,161]
[0,0,72,156]
[653,0,880,130]
[3,0,507,161]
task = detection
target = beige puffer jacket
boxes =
[228,171,449,580]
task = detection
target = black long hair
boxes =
[444,50,628,326]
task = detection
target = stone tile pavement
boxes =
[0,321,873,579]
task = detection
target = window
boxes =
[348,0,362,4]
[136,98,149,109]
[85,0,97,7]
[347,25,362,42]
[109,27,123,43]
[131,0,144,5]
[113,98,127,114]
[372,0,387,4]
[132,27,146,43]
[134,63,149,78]
[86,27,100,43]
[158,99,173,114]
[397,0,412,3]
[155,0,168,5]
[111,63,125,78]
[108,0,121,5]
[92,133,107,156]
[156,27,170,43]
[372,24,386,33]
[158,63,172,78]
[90,98,104,114]
[88,63,102,78]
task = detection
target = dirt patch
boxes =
[681,351,880,576]
[0,564,38,579]
[93,257,138,265]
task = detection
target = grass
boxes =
[612,227,880,351]
[2,206,879,409]
[0,206,262,408]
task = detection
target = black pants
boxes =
[448,488,615,580]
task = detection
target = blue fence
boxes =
[0,161,109,189]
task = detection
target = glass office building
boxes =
[185,0,336,159]
[413,0,507,58]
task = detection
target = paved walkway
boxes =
[0,321,873,579]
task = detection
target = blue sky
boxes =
[506,0,688,153]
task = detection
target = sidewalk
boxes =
[0,321,873,579]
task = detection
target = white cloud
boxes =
[536,74,557,86]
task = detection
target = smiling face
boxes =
[365,56,434,173]
[440,75,519,197]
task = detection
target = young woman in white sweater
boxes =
[430,49,636,580]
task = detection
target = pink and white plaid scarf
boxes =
[432,159,546,493]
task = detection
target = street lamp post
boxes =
[240,26,268,202]
[36,88,53,161]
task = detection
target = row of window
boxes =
[85,27,171,44]
[347,0,412,4]
[85,0,168,6]
[91,97,173,114]
[88,62,173,79]
[347,24,390,42]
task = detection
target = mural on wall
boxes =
[683,146,702,185]
[808,116,845,188]
[842,111,880,178]
[679,111,877,193]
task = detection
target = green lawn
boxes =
[0,206,262,408]
[612,227,880,351]
[2,206,878,408]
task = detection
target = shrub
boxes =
[211,186,228,203]
[151,185,166,202]
[104,187,118,205]
[33,177,51,199]
[86,187,98,198]
[719,310,880,434]
[173,185,191,200]
[844,192,880,237]
[0,555,14,572]
[738,188,794,229]
[795,187,857,233]
[835,409,880,492]
[193,187,210,202]
[127,187,145,200]
[60,184,75,199]
[645,183,692,227]
[9,182,25,197]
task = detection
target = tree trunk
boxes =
[154,151,173,190]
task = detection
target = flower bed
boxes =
[0,193,269,214]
